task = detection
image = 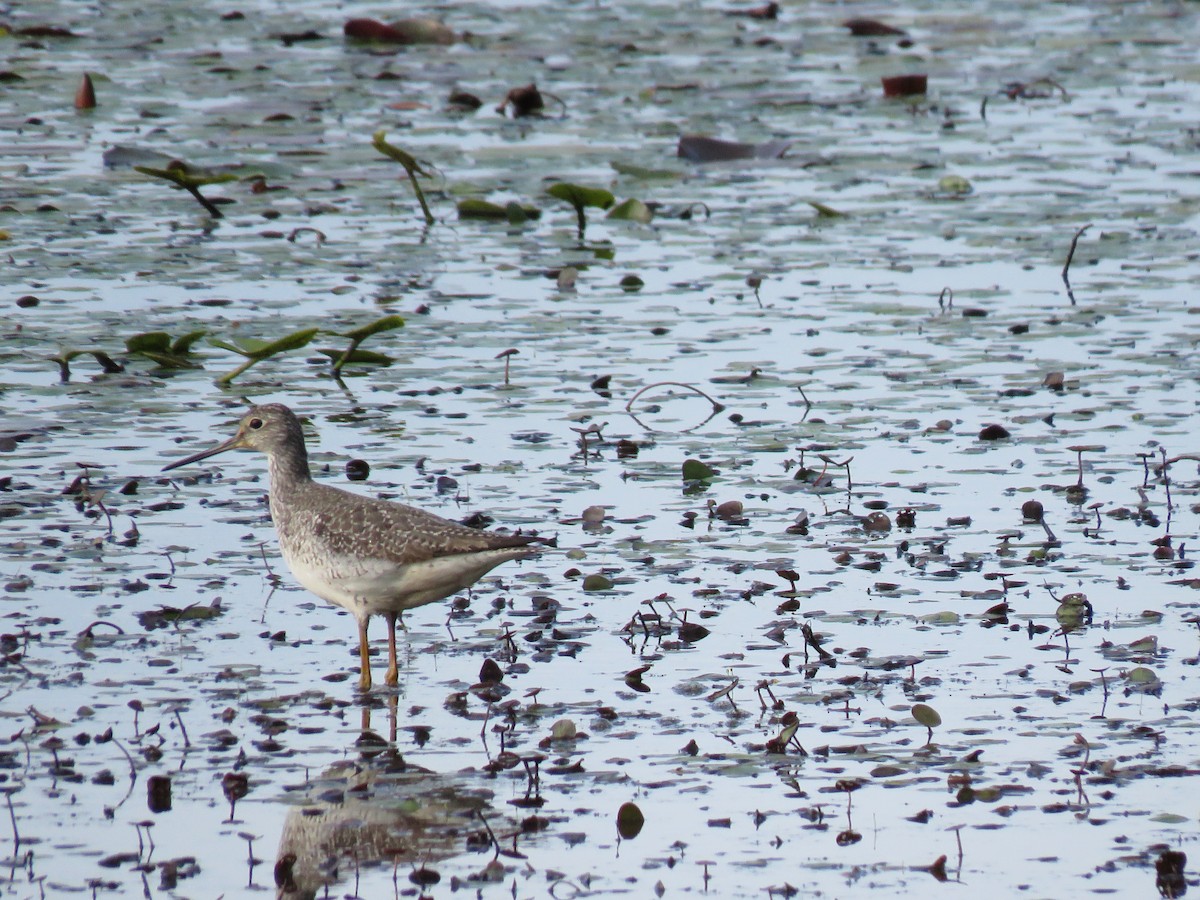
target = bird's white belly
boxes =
[279,545,506,618]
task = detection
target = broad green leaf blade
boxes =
[547,183,615,210]
[88,351,124,373]
[137,350,201,369]
[208,338,252,356]
[125,332,172,354]
[457,198,510,219]
[248,327,320,359]
[912,704,941,728]
[616,802,645,840]
[682,458,716,481]
[343,315,405,342]
[170,330,207,355]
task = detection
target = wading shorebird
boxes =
[163,403,545,690]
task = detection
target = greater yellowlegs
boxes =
[162,403,544,691]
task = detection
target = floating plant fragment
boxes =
[137,601,223,630]
[808,200,846,218]
[676,134,792,163]
[616,802,645,840]
[606,198,653,224]
[50,348,123,382]
[881,74,927,98]
[209,327,320,385]
[125,330,206,369]
[319,315,404,376]
[546,183,615,238]
[497,83,549,118]
[843,18,907,36]
[343,17,455,45]
[74,73,95,110]
[936,175,973,196]
[134,160,238,218]
[456,198,540,222]
[372,131,436,225]
[1055,592,1093,629]
[911,703,941,743]
[682,459,717,482]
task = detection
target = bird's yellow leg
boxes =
[357,618,373,692]
[384,612,399,686]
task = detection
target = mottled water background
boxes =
[3,1,1200,897]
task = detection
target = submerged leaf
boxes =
[610,161,684,181]
[344,17,455,45]
[808,200,846,218]
[316,348,394,366]
[606,198,653,224]
[677,135,792,163]
[457,198,541,221]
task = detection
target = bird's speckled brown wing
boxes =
[282,481,539,566]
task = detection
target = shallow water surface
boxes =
[3,0,1200,898]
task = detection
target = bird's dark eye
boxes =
[248,418,264,430]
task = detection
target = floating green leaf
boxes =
[616,802,645,840]
[606,198,653,224]
[937,174,973,196]
[682,459,717,481]
[911,704,941,728]
[125,330,206,369]
[171,330,207,355]
[210,327,320,385]
[325,315,405,376]
[457,198,541,221]
[582,573,614,592]
[547,183,615,237]
[550,719,578,740]
[1126,666,1160,686]
[125,332,171,354]
[344,315,405,343]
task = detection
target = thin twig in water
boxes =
[172,708,191,749]
[4,788,19,851]
[1061,224,1092,305]
[626,381,725,414]
[257,542,275,579]
[110,737,139,810]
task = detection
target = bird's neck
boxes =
[267,449,313,492]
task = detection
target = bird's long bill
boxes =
[161,432,245,472]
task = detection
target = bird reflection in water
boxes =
[274,746,501,899]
